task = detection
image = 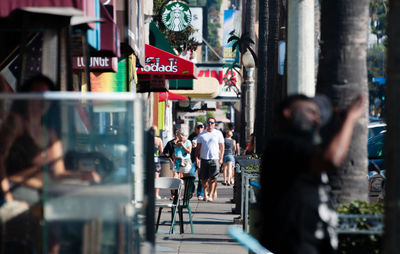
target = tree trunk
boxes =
[384,1,400,253]
[264,0,279,140]
[316,0,369,204]
[255,0,268,153]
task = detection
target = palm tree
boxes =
[316,0,370,204]
[264,0,280,144]
[255,0,280,155]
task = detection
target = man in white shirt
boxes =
[195,116,224,201]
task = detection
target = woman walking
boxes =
[152,126,163,200]
[222,131,236,185]
[174,129,192,177]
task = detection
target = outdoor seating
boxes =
[155,177,183,234]
[178,176,195,234]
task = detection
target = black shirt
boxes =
[163,139,176,160]
[260,134,336,254]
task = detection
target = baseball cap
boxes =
[196,122,204,128]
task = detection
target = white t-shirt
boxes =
[197,129,224,160]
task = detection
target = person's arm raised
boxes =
[312,94,366,172]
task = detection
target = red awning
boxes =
[159,92,188,102]
[137,44,196,80]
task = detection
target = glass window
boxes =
[368,133,385,158]
[0,92,146,253]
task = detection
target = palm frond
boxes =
[227,35,240,43]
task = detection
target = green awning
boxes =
[149,22,193,90]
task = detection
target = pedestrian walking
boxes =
[173,129,192,177]
[189,122,205,200]
[196,116,224,202]
[152,126,163,200]
[243,133,254,155]
[227,123,240,155]
[222,130,236,186]
[260,94,366,253]
[163,129,179,178]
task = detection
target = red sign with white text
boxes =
[137,44,196,80]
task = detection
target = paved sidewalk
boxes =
[155,177,247,254]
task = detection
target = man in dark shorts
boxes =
[196,117,224,202]
[260,94,366,253]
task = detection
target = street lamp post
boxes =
[240,0,256,149]
[241,50,256,145]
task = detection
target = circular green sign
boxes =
[162,2,192,32]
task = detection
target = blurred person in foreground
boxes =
[260,93,366,254]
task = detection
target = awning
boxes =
[149,21,193,89]
[173,77,219,99]
[159,92,188,102]
[0,1,84,18]
[137,44,196,80]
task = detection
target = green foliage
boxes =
[245,164,260,171]
[367,47,385,81]
[195,115,206,124]
[337,200,384,215]
[370,0,387,45]
[222,31,257,97]
[206,111,214,119]
[205,0,222,61]
[153,0,200,54]
[337,200,383,254]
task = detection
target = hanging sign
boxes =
[73,57,118,72]
[137,44,196,80]
[162,2,192,32]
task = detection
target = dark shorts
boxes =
[155,163,161,174]
[199,159,219,180]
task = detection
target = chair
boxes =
[178,176,195,234]
[155,177,183,234]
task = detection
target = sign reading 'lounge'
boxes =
[73,57,118,72]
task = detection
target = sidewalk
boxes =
[155,176,247,254]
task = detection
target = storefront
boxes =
[136,43,196,141]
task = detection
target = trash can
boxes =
[159,156,173,177]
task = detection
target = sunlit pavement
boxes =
[155,176,247,254]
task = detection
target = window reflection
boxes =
[0,93,138,253]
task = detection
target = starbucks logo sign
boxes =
[162,2,192,32]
